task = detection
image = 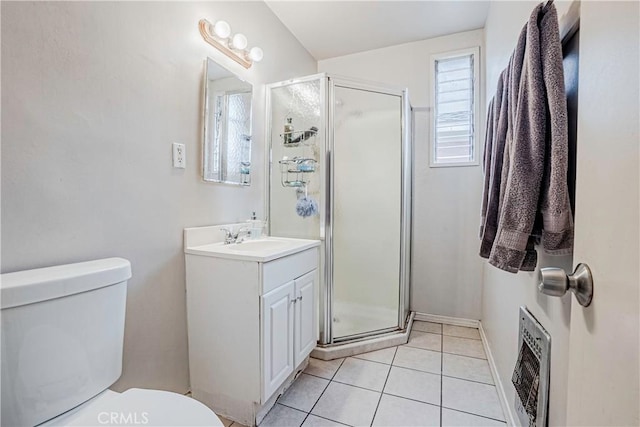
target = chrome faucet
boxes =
[220,226,250,244]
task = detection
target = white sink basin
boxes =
[185,236,321,262]
[226,240,289,252]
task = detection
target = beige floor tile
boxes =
[405,331,442,351]
[259,404,307,427]
[333,357,391,391]
[301,415,349,426]
[304,358,344,379]
[352,346,397,364]
[279,373,329,412]
[443,335,486,359]
[442,408,506,426]
[443,324,481,340]
[393,346,441,374]
[412,321,442,334]
[442,376,504,421]
[383,366,441,406]
[372,394,440,426]
[443,353,493,384]
[311,382,380,427]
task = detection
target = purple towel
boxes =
[479,96,494,239]
[537,3,574,255]
[480,69,510,259]
[483,2,573,273]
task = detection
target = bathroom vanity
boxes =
[184,225,320,426]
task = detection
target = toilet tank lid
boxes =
[1,258,131,309]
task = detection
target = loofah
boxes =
[296,196,319,218]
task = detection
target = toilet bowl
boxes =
[42,388,223,426]
[0,258,223,427]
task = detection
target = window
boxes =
[430,47,480,167]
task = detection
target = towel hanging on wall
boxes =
[479,0,574,273]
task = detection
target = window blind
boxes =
[434,54,475,164]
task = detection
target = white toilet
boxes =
[1,258,224,427]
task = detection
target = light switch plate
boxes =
[172,143,186,168]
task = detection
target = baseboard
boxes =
[414,312,480,328]
[479,322,517,427]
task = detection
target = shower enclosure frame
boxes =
[265,73,412,347]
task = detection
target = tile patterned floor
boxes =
[258,321,506,427]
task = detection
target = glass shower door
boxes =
[331,84,403,340]
[269,77,324,241]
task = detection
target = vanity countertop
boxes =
[185,236,320,263]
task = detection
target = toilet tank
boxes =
[1,258,131,427]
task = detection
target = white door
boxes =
[262,281,295,401]
[565,2,639,425]
[294,270,317,366]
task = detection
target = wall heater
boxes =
[512,306,551,427]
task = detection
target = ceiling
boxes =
[265,1,490,61]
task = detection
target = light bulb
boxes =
[212,20,231,39]
[248,47,264,62]
[231,33,248,50]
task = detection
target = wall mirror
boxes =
[203,57,253,185]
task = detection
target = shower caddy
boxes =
[278,122,318,188]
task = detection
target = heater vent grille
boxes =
[512,339,540,419]
[512,307,551,427]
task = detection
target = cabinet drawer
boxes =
[262,248,319,294]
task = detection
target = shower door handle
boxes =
[538,263,594,307]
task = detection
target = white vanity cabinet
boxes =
[184,230,320,427]
[262,269,317,400]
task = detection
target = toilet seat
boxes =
[43,388,224,426]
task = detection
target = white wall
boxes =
[1,1,316,393]
[319,30,485,320]
[481,1,575,426]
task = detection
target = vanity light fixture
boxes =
[199,19,263,69]
[231,33,248,50]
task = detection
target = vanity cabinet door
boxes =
[294,270,317,367]
[262,281,295,401]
